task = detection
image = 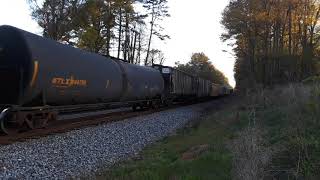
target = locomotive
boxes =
[0,25,231,134]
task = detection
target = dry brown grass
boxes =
[229,83,320,180]
[230,127,272,180]
[228,101,272,180]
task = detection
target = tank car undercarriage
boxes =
[0,99,163,135]
[0,105,57,134]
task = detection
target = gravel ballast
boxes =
[0,101,216,179]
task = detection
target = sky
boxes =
[0,0,236,87]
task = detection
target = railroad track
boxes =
[0,102,194,145]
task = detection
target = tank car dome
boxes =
[0,25,32,104]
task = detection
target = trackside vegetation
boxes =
[237,83,320,179]
[229,83,320,179]
[96,83,320,179]
[96,98,236,180]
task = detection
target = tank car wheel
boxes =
[0,108,19,135]
[46,112,57,126]
[0,120,19,135]
[150,101,159,109]
[24,115,35,130]
[39,116,50,129]
[153,101,160,109]
[148,101,154,109]
[40,112,56,129]
[164,99,173,107]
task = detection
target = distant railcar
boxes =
[196,78,211,97]
[152,65,195,100]
[153,64,215,101]
[170,67,194,96]
[220,85,233,95]
[210,83,221,97]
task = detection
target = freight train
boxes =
[0,25,232,134]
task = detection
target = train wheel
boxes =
[0,108,19,135]
[153,101,160,109]
[24,115,35,130]
[0,120,19,135]
[165,99,173,107]
[41,116,49,129]
[41,112,57,128]
[149,101,155,109]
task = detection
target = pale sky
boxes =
[0,0,235,87]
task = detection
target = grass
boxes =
[95,83,320,180]
[95,101,241,180]
[236,84,320,179]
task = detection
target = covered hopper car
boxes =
[152,64,222,101]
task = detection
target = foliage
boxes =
[146,49,165,65]
[235,84,320,179]
[27,0,84,42]
[143,0,170,65]
[75,0,119,53]
[176,52,229,85]
[27,0,169,64]
[221,0,320,90]
[95,83,320,179]
[302,75,320,84]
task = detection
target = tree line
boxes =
[176,53,229,86]
[222,0,320,90]
[27,0,169,65]
[27,0,230,85]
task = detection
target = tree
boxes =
[28,0,141,55]
[134,25,146,64]
[143,0,170,65]
[27,0,84,43]
[28,0,169,65]
[221,0,320,90]
[113,0,147,63]
[176,52,229,85]
[76,0,117,53]
[146,49,165,65]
